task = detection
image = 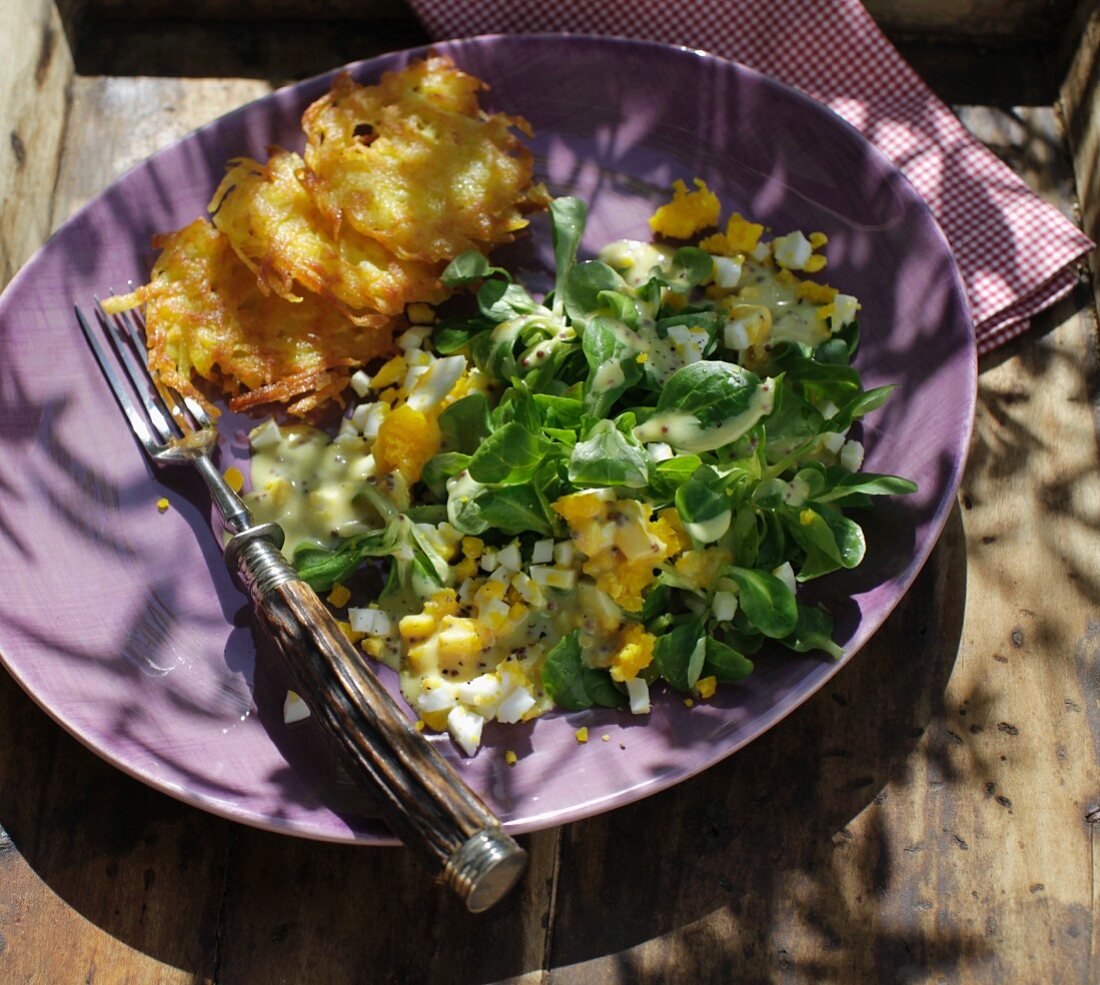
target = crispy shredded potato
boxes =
[113,54,547,416]
[209,149,447,321]
[102,220,395,416]
[302,56,549,262]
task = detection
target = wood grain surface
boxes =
[1,3,1099,982]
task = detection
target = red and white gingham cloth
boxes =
[408,0,1094,354]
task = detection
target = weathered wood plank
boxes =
[868,0,1077,37]
[0,0,73,287]
[50,76,271,230]
[68,17,431,84]
[1061,0,1100,327]
[0,671,226,985]
[213,826,557,984]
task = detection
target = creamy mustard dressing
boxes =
[738,258,831,347]
[246,426,381,556]
[634,379,776,453]
[591,359,626,392]
[598,239,674,288]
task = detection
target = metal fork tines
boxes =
[73,296,528,911]
[75,298,250,535]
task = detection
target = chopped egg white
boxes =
[626,678,650,715]
[496,686,536,725]
[350,369,372,398]
[349,607,392,636]
[840,439,865,472]
[773,561,797,594]
[406,355,466,414]
[446,706,485,756]
[821,430,846,455]
[772,231,813,270]
[496,541,522,573]
[831,294,860,327]
[250,418,282,450]
[397,325,433,350]
[553,540,575,566]
[712,591,738,621]
[531,539,554,564]
[711,254,743,289]
[283,690,310,724]
[455,673,503,713]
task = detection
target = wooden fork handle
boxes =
[224,526,527,912]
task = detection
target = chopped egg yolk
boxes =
[370,354,408,390]
[674,548,732,591]
[796,280,838,305]
[649,178,721,239]
[327,583,352,608]
[609,623,657,683]
[699,212,764,256]
[372,403,442,484]
[696,676,718,700]
[223,466,245,493]
[553,491,684,611]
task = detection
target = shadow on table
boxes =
[0,504,970,984]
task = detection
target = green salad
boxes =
[246,181,916,755]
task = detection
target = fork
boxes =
[76,299,527,912]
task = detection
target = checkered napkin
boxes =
[407,0,1094,354]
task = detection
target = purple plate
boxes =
[0,35,975,843]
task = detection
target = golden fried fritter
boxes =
[110,55,545,417]
[102,220,395,417]
[209,149,447,321]
[302,56,549,263]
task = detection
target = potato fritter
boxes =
[209,149,447,321]
[102,220,395,416]
[112,55,546,417]
[302,56,549,263]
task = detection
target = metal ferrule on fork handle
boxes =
[223,523,297,602]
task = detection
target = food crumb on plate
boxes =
[575,727,589,744]
[327,582,352,608]
[504,750,517,766]
[283,690,310,724]
[156,497,169,513]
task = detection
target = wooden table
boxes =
[3,3,1099,981]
